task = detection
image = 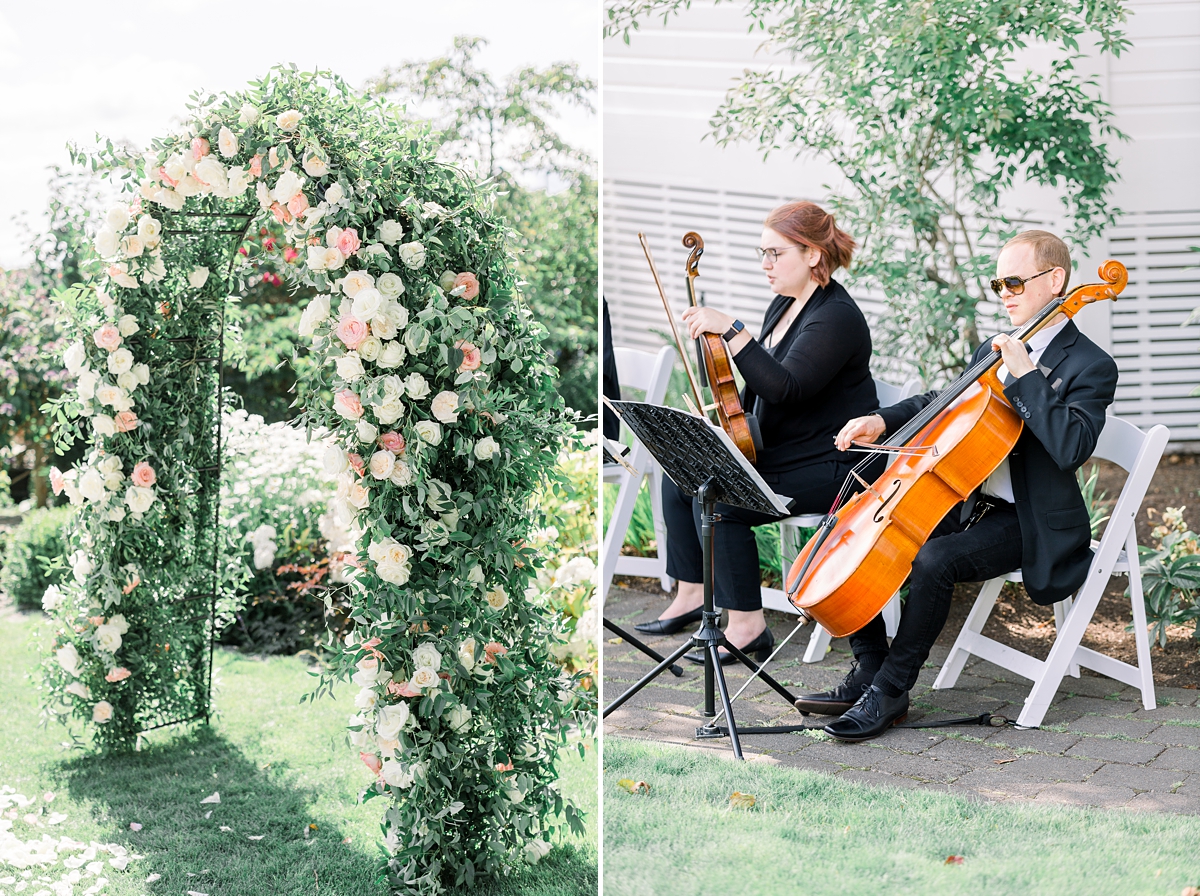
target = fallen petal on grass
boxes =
[729,791,756,809]
[199,792,220,805]
[247,835,264,841]
[219,826,233,832]
[145,873,161,883]
[945,855,964,865]
[128,822,142,831]
[616,778,650,794]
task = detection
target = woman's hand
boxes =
[681,306,734,340]
[835,414,886,452]
[991,333,1036,378]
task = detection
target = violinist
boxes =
[633,201,881,664]
[797,230,1119,742]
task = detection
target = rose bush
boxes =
[38,67,587,895]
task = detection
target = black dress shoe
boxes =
[824,684,909,742]
[633,606,703,635]
[793,661,877,716]
[684,626,775,666]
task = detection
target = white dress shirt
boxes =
[979,317,1070,503]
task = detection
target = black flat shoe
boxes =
[824,684,909,742]
[633,606,703,635]
[793,661,877,716]
[683,626,775,666]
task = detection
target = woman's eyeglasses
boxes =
[990,268,1055,297]
[755,246,802,263]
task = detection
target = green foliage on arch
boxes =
[39,67,589,894]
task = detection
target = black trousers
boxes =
[661,458,866,612]
[849,501,1024,693]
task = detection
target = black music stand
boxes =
[601,401,802,760]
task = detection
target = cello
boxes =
[638,231,760,463]
[784,260,1128,637]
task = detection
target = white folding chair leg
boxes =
[1053,597,1081,679]
[648,465,673,593]
[882,592,900,638]
[802,623,832,663]
[601,459,645,606]
[934,576,1005,690]
[1127,527,1156,711]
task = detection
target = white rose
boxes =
[334,390,363,420]
[42,584,64,613]
[377,341,406,369]
[403,373,430,400]
[438,271,458,292]
[218,126,238,158]
[398,242,425,269]
[410,667,438,689]
[99,454,121,475]
[194,158,228,193]
[121,235,144,258]
[93,701,114,724]
[276,109,302,131]
[70,550,93,585]
[175,173,203,197]
[63,342,86,375]
[271,170,304,203]
[371,396,405,426]
[378,220,404,246]
[298,294,331,337]
[369,451,395,480]
[380,375,405,399]
[163,154,188,184]
[413,643,442,670]
[358,336,382,362]
[380,759,414,789]
[389,460,413,487]
[107,263,138,289]
[303,151,328,177]
[556,555,598,588]
[354,687,378,712]
[124,486,156,515]
[305,245,328,272]
[239,103,260,125]
[446,705,472,732]
[339,270,374,298]
[377,557,410,585]
[431,391,459,424]
[325,183,345,205]
[134,363,150,385]
[256,181,272,210]
[351,421,375,446]
[321,246,345,270]
[95,384,120,407]
[79,468,106,502]
[347,481,370,510]
[106,205,130,231]
[92,414,117,437]
[485,587,509,610]
[375,702,410,740]
[376,273,404,299]
[94,228,119,258]
[137,215,160,240]
[155,188,185,211]
[117,314,140,337]
[65,681,90,699]
[140,255,167,283]
[413,420,441,446]
[94,623,123,653]
[474,436,499,461]
[336,352,365,382]
[227,166,251,197]
[323,443,349,476]
[523,840,552,865]
[351,288,382,321]
[457,638,476,671]
[189,267,210,289]
[107,505,127,522]
[57,643,82,677]
[107,348,134,375]
[370,313,397,342]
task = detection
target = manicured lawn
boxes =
[0,610,596,896]
[604,736,1200,896]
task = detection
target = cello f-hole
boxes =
[872,479,902,523]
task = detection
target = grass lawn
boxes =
[604,736,1200,896]
[0,609,596,896]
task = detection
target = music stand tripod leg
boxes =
[602,617,684,677]
[602,636,697,719]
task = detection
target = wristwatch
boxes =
[722,319,745,341]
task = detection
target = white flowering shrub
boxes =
[38,68,586,894]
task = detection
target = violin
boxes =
[637,231,759,463]
[783,260,1128,637]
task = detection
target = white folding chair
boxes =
[933,416,1169,728]
[760,376,924,662]
[601,345,676,606]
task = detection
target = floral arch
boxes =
[41,68,585,893]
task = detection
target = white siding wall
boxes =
[603,0,1200,446]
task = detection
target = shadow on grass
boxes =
[61,725,386,896]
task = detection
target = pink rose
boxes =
[484,642,508,663]
[122,574,140,595]
[270,202,293,225]
[454,272,480,300]
[106,667,131,683]
[191,137,210,160]
[131,462,156,488]
[158,166,178,188]
[249,155,262,178]
[334,390,364,420]
[337,228,361,258]
[114,411,140,433]
[379,431,406,454]
[455,340,481,372]
[336,316,369,350]
[360,751,382,775]
[287,193,309,217]
[50,468,65,496]
[389,680,422,698]
[361,637,382,649]
[93,325,122,352]
[347,453,365,476]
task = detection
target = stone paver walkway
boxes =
[604,585,1200,814]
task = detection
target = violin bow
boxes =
[638,232,707,417]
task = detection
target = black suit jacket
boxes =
[876,321,1118,605]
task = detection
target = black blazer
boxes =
[876,321,1118,605]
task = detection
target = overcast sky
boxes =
[0,0,599,269]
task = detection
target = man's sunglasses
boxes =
[990,268,1055,298]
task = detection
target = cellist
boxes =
[797,230,1119,742]
[633,201,882,664]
